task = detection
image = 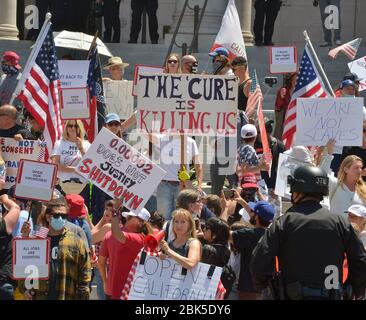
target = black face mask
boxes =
[249,215,256,226]
[191,62,198,74]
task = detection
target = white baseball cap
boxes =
[241,124,257,139]
[122,208,151,221]
[346,204,366,218]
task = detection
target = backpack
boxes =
[220,264,236,298]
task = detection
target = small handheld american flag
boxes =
[246,69,261,119]
[328,38,362,60]
[34,225,49,239]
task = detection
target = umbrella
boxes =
[53,30,113,63]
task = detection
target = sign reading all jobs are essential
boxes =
[270,46,297,74]
[295,98,364,147]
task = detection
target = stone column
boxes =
[236,0,254,44]
[0,0,19,40]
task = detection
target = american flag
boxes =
[84,42,106,142]
[34,225,49,239]
[328,38,362,60]
[282,45,327,149]
[18,24,62,161]
[246,69,262,119]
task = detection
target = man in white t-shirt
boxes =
[152,134,202,220]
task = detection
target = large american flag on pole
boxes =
[282,45,328,149]
[245,69,262,119]
[328,38,362,60]
[18,24,62,161]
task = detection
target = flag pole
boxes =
[303,30,335,97]
[10,13,53,105]
[87,31,98,60]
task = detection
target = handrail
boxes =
[165,0,208,62]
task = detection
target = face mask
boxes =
[213,61,224,75]
[50,216,66,231]
[2,64,18,75]
[249,215,256,226]
[191,62,198,74]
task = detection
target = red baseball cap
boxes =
[241,173,258,189]
[65,194,87,219]
[2,51,21,70]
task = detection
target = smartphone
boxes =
[223,189,234,199]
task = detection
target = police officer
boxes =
[250,165,366,300]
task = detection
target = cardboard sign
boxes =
[60,87,90,119]
[128,251,222,300]
[13,238,50,280]
[295,98,364,147]
[270,46,297,74]
[15,160,57,201]
[132,64,165,96]
[58,60,90,88]
[103,80,134,120]
[136,73,238,135]
[76,128,166,213]
[274,153,291,198]
[348,56,366,92]
[0,138,43,189]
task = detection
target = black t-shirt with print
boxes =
[0,124,33,139]
[232,227,265,292]
[48,234,62,299]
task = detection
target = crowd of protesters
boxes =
[0,44,366,302]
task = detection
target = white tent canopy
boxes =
[53,30,113,57]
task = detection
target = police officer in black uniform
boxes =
[250,165,366,300]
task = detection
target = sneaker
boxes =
[335,40,342,45]
[255,41,264,46]
[264,41,274,46]
[319,42,332,47]
[128,40,137,44]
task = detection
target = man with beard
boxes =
[229,190,275,300]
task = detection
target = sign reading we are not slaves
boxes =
[295,98,364,147]
[76,128,166,212]
[136,73,238,135]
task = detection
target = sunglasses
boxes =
[107,121,120,127]
[168,60,178,64]
[67,124,78,128]
[50,212,67,219]
[0,113,8,117]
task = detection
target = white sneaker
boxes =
[335,40,342,45]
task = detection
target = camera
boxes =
[264,76,278,87]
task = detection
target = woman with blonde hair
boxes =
[159,208,201,270]
[164,53,182,74]
[320,142,366,219]
[51,119,91,195]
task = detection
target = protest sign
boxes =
[257,99,272,176]
[58,60,90,88]
[0,138,43,189]
[60,87,90,119]
[103,80,134,120]
[13,238,50,280]
[295,98,364,147]
[15,160,57,201]
[136,73,238,135]
[274,153,290,198]
[348,56,366,92]
[270,46,297,74]
[76,128,166,212]
[128,251,222,300]
[133,64,165,96]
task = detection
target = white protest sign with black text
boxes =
[133,64,165,96]
[60,87,90,119]
[76,128,166,213]
[137,73,238,135]
[103,80,134,119]
[15,160,57,202]
[270,46,297,74]
[348,56,366,92]
[13,238,50,280]
[128,251,222,300]
[0,138,43,189]
[58,60,90,88]
[295,98,364,147]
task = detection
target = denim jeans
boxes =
[92,268,105,300]
[0,282,14,300]
[156,181,180,221]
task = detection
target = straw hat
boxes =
[103,56,129,70]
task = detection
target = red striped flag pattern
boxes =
[328,38,362,60]
[18,24,62,161]
[34,225,49,239]
[282,45,328,149]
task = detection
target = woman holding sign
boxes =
[159,208,201,270]
[51,120,91,196]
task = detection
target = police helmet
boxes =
[287,165,329,196]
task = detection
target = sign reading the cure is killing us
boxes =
[137,73,238,135]
[295,98,364,147]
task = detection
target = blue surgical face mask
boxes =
[50,216,66,231]
[1,64,18,75]
[213,60,224,75]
